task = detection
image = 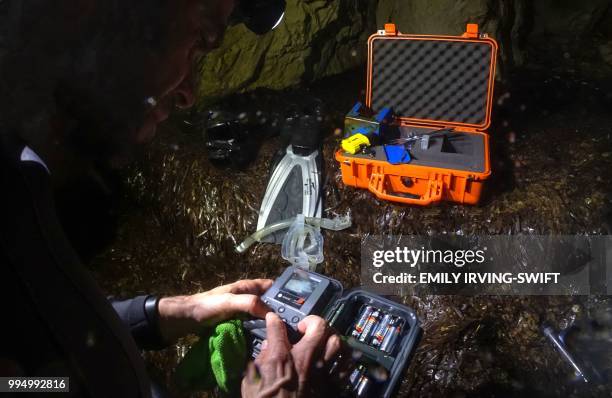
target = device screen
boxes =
[277,272,319,308]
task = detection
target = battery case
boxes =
[325,290,421,398]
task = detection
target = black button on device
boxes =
[291,316,300,323]
[278,306,285,313]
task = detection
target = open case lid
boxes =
[366,23,498,131]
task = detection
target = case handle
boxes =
[368,170,443,205]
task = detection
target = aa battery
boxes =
[358,309,381,343]
[351,305,374,338]
[380,317,404,353]
[349,364,371,397]
[370,313,392,347]
[355,375,372,397]
[349,364,366,388]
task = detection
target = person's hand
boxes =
[241,313,342,397]
[157,278,273,342]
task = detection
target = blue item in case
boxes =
[384,144,411,164]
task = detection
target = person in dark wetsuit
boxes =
[0,1,341,396]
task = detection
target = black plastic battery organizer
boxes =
[243,266,421,398]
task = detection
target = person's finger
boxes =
[211,279,273,295]
[243,361,260,385]
[258,358,294,398]
[296,315,329,345]
[222,293,271,319]
[191,293,271,324]
[241,362,261,398]
[253,314,294,395]
[323,334,342,363]
[264,312,291,353]
[229,279,274,295]
[292,316,329,381]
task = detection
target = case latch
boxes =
[384,23,397,36]
[462,23,479,38]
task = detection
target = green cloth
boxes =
[175,319,247,395]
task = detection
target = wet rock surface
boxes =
[198,0,612,101]
[197,0,377,101]
[87,68,612,397]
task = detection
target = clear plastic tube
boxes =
[281,214,323,270]
[235,214,351,253]
[304,214,352,231]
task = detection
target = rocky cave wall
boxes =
[197,0,378,102]
[197,0,612,103]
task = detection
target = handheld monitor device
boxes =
[264,266,339,322]
[243,266,342,356]
[244,266,421,398]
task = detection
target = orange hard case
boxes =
[335,23,498,205]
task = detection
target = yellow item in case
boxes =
[341,133,371,155]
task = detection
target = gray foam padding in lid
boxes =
[370,38,494,126]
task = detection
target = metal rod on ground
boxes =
[542,326,589,383]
